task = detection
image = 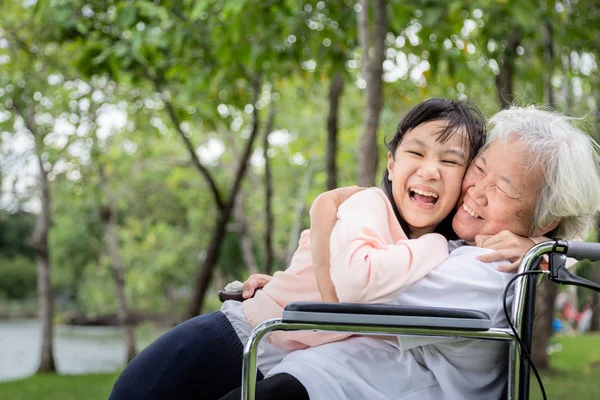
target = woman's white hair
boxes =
[484,106,600,239]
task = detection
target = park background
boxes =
[1,0,600,399]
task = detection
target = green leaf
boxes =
[429,48,440,77]
[75,21,88,35]
[190,0,211,21]
[92,47,113,65]
[116,5,138,29]
[222,0,247,17]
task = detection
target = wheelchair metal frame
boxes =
[240,241,571,400]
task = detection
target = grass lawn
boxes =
[530,333,600,400]
[1,334,599,399]
[0,372,120,400]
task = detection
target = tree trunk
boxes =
[234,194,259,275]
[263,104,276,275]
[12,102,56,373]
[563,54,573,113]
[543,21,555,109]
[326,71,344,190]
[155,79,225,212]
[185,75,262,319]
[591,261,600,332]
[591,212,600,332]
[33,150,56,373]
[284,162,314,267]
[213,269,227,296]
[530,38,559,369]
[495,29,521,109]
[16,102,57,373]
[531,278,557,371]
[99,165,137,363]
[222,121,261,276]
[357,0,387,187]
[164,285,179,327]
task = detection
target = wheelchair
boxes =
[229,239,600,400]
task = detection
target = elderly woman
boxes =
[220,106,600,400]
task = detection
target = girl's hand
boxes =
[474,230,536,272]
[242,274,273,299]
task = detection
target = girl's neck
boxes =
[407,226,435,239]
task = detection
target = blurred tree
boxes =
[2,0,600,356]
[0,0,81,372]
[262,104,276,275]
[357,0,387,186]
[300,1,357,190]
[94,136,137,361]
[52,0,309,316]
[326,71,344,189]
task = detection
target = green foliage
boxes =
[0,255,37,300]
[217,231,246,276]
[49,179,103,300]
[0,212,37,299]
[2,0,600,321]
[574,260,597,309]
[76,259,119,315]
[0,211,35,259]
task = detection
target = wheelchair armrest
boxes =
[218,282,263,303]
[218,289,245,302]
[218,280,250,302]
[282,302,492,331]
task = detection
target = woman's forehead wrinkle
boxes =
[479,154,487,166]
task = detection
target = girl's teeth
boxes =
[409,188,438,198]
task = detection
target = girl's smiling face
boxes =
[387,120,469,238]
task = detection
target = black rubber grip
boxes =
[218,290,244,302]
[566,241,600,261]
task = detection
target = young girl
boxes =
[109,98,486,400]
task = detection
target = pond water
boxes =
[0,319,160,382]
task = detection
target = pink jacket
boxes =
[242,187,449,350]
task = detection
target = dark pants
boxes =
[220,373,309,400]
[109,311,264,400]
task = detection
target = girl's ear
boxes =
[386,151,394,181]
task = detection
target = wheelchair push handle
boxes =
[544,240,600,293]
[564,240,600,261]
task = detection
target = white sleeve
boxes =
[392,246,513,349]
[395,336,455,352]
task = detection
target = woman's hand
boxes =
[242,274,273,299]
[310,186,366,302]
[475,230,536,272]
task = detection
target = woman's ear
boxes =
[533,219,562,237]
[386,151,394,181]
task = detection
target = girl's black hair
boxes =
[381,98,486,240]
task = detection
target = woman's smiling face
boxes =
[387,120,469,238]
[452,138,547,242]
